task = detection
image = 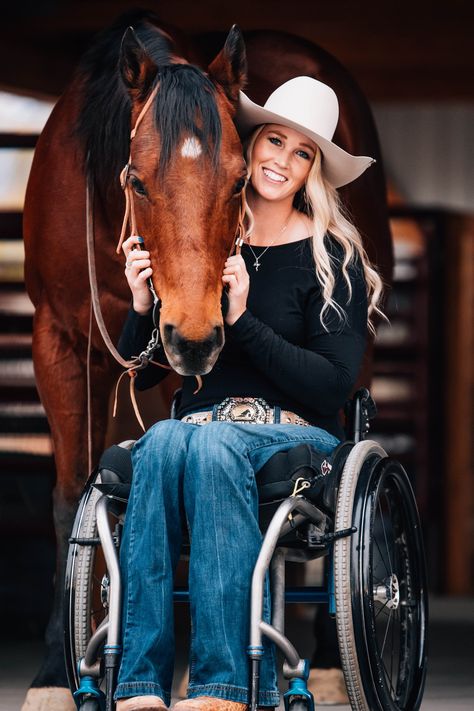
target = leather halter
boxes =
[116,84,159,255]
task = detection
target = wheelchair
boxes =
[64,389,428,711]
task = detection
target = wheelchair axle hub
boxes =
[373,573,400,610]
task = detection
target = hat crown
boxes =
[263,76,339,141]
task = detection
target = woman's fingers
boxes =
[122,235,148,259]
[125,250,150,265]
[223,255,249,285]
[132,267,153,284]
[225,254,246,268]
[125,257,151,272]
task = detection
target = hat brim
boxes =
[235,91,375,189]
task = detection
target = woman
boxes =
[115,76,383,711]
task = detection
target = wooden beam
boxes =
[0,0,473,100]
[445,215,474,594]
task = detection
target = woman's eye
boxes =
[268,136,281,146]
[130,176,147,197]
[234,177,246,194]
[297,150,310,160]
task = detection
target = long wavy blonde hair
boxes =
[243,126,385,335]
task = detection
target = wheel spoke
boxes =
[374,534,391,576]
[390,600,395,694]
[375,600,390,619]
[380,607,393,658]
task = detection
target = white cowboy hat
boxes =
[235,76,375,188]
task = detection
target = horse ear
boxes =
[208,25,247,105]
[120,26,158,96]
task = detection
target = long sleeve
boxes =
[227,260,367,415]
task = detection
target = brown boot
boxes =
[116,696,168,711]
[307,668,350,705]
[173,698,247,711]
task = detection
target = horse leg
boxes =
[22,305,115,711]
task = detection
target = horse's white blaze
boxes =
[181,137,202,159]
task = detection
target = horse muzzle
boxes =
[162,323,224,376]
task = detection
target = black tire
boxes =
[64,473,120,692]
[334,440,428,711]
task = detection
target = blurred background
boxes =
[0,0,472,704]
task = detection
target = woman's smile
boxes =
[262,167,287,183]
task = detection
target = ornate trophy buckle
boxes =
[215,397,271,424]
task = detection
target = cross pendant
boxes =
[253,260,260,271]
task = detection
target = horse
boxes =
[22,12,247,710]
[22,11,392,711]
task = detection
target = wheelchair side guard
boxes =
[73,674,106,710]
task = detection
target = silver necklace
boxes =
[246,218,291,272]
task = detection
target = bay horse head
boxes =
[116,25,247,376]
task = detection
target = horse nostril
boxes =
[163,323,223,356]
[163,323,177,347]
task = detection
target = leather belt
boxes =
[181,397,311,427]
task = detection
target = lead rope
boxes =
[86,175,170,439]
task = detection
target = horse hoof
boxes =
[21,687,76,711]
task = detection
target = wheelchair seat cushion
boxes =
[256,443,333,504]
[93,444,133,500]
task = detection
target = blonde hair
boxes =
[243,126,385,335]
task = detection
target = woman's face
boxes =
[248,123,317,202]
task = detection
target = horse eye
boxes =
[234,177,246,194]
[130,176,147,197]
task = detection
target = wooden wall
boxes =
[1,0,473,100]
[445,216,474,593]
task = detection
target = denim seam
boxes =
[209,454,236,679]
[247,433,339,454]
[118,447,142,675]
[229,423,339,457]
[115,680,170,705]
[187,682,280,704]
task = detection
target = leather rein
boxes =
[85,82,245,441]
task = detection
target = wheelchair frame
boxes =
[64,390,428,711]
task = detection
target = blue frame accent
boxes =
[73,675,106,710]
[247,644,265,658]
[283,663,315,711]
[104,644,122,654]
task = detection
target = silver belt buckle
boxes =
[215,397,271,424]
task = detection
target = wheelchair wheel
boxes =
[334,440,428,711]
[64,473,120,691]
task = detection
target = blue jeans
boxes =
[115,420,340,705]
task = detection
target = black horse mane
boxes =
[75,10,222,195]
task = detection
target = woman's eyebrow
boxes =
[269,129,315,152]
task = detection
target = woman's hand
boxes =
[222,254,250,325]
[122,235,154,315]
